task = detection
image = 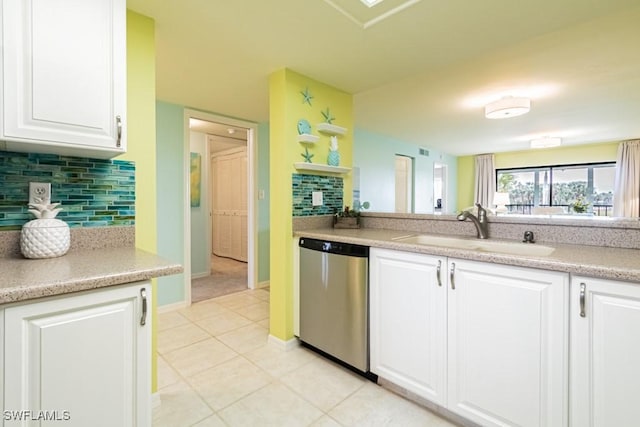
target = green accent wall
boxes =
[354,128,458,214]
[457,141,619,210]
[156,101,186,306]
[456,155,475,211]
[125,10,159,394]
[269,69,354,341]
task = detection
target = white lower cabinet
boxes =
[570,276,640,427]
[448,259,568,427]
[2,282,151,427]
[370,248,569,427]
[370,249,447,405]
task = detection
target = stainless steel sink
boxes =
[393,234,555,256]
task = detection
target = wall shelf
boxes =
[294,162,351,174]
[317,123,347,136]
[297,134,319,144]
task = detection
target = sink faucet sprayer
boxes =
[457,203,489,239]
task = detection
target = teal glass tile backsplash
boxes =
[0,151,135,230]
[292,173,343,216]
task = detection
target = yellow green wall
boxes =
[457,141,619,209]
[269,69,354,340]
[122,11,158,392]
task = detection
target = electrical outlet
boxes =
[312,191,323,206]
[29,182,51,206]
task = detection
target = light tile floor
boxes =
[154,289,457,427]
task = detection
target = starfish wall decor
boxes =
[321,108,335,124]
[301,147,314,163]
[300,87,313,106]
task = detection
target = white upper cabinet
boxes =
[1,0,126,158]
[570,276,640,427]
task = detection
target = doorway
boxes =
[395,154,414,213]
[434,163,447,213]
[183,110,258,305]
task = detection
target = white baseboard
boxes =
[268,334,299,351]
[151,392,161,409]
[256,280,270,289]
[157,300,190,313]
[191,272,209,280]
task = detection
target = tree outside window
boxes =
[496,163,615,216]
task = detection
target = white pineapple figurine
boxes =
[20,202,70,259]
[327,136,340,166]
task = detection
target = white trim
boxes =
[151,392,161,409]
[293,162,351,174]
[191,272,209,280]
[268,335,300,351]
[156,300,190,314]
[183,109,259,307]
[292,236,300,337]
[322,0,422,29]
[183,112,192,305]
[256,280,270,289]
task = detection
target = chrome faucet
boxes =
[457,203,489,239]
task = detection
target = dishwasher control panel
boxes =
[299,238,369,257]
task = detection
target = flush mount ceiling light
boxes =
[530,136,561,149]
[484,97,531,119]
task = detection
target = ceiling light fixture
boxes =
[360,0,384,7]
[530,136,561,149]
[484,97,531,119]
[227,128,236,134]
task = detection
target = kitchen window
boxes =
[496,162,615,216]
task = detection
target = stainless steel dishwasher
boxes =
[298,237,370,374]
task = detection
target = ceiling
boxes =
[189,119,247,154]
[126,0,640,156]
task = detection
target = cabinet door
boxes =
[370,248,447,405]
[570,277,640,427]
[1,0,126,156]
[447,259,568,427]
[3,283,150,427]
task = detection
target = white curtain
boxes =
[474,154,495,208]
[613,140,640,217]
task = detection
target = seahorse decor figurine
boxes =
[327,136,340,166]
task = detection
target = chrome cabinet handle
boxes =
[116,115,122,148]
[450,262,456,290]
[579,283,586,318]
[140,288,148,326]
[436,260,442,287]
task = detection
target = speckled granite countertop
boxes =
[0,247,183,304]
[295,228,640,283]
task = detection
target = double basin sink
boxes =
[393,234,555,257]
